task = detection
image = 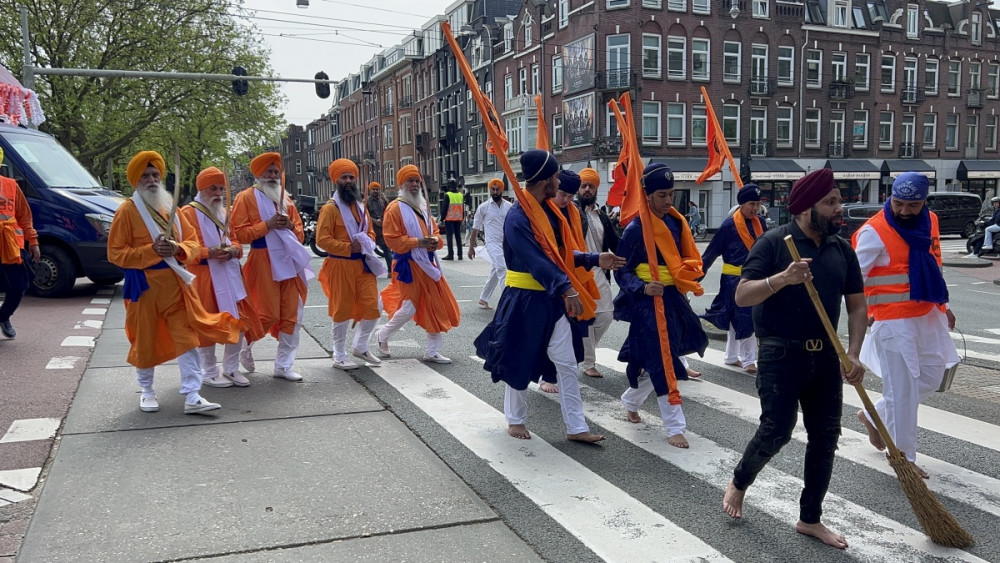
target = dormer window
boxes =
[906,4,919,38]
[524,15,533,47]
[972,11,983,44]
[503,24,513,52]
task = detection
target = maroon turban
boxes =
[787,168,835,215]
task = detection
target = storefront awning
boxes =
[880,159,936,179]
[748,159,805,181]
[957,160,1000,180]
[824,159,881,180]
[648,157,720,182]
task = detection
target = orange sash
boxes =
[733,211,764,251]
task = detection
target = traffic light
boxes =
[315,71,330,99]
[232,66,248,96]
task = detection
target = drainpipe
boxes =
[798,28,809,156]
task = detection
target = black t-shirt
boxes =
[741,220,863,340]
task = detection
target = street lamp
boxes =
[729,0,740,18]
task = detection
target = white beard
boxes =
[258,179,283,205]
[137,183,173,214]
[399,190,427,213]
[208,198,226,223]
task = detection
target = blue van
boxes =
[0,123,125,297]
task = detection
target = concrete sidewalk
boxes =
[16,293,540,562]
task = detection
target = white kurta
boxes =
[582,205,614,314]
[855,225,960,462]
[473,198,512,302]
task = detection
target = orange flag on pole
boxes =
[697,86,743,188]
[534,94,549,151]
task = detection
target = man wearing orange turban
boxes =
[467,177,511,309]
[376,164,460,363]
[230,152,315,382]
[107,151,241,414]
[180,167,264,388]
[316,158,385,370]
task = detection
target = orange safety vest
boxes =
[445,192,464,222]
[0,176,26,264]
[853,209,945,321]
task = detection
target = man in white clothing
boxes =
[468,178,512,309]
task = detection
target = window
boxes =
[855,53,870,91]
[608,0,629,7]
[552,55,563,93]
[778,46,794,86]
[805,109,821,148]
[723,104,740,144]
[753,0,769,18]
[526,116,538,150]
[832,52,847,81]
[922,113,937,149]
[692,39,710,80]
[806,50,822,87]
[383,123,394,149]
[833,0,849,27]
[667,0,683,10]
[830,110,846,150]
[751,44,768,81]
[607,34,630,83]
[852,5,867,28]
[948,61,961,95]
[401,115,412,144]
[986,116,998,151]
[558,0,569,28]
[692,0,710,14]
[750,107,767,153]
[384,163,395,187]
[503,24,513,51]
[553,114,564,149]
[519,68,528,95]
[724,42,742,82]
[777,106,793,148]
[667,37,686,79]
[295,159,301,174]
[925,59,939,95]
[906,4,919,38]
[879,111,893,148]
[901,114,916,152]
[642,101,661,145]
[971,11,983,44]
[523,15,532,47]
[806,0,826,24]
[691,105,707,145]
[970,61,982,90]
[853,109,868,149]
[644,0,662,5]
[506,116,522,153]
[967,115,979,150]
[667,103,685,145]
[880,54,896,93]
[945,114,959,150]
[468,134,476,168]
[504,75,513,100]
[294,137,301,152]
[531,64,540,94]
[988,63,999,97]
[467,89,474,120]
[642,34,662,78]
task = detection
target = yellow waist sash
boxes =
[505,270,545,291]
[721,263,742,276]
[635,263,675,285]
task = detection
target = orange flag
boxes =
[696,109,725,184]
[534,94,549,151]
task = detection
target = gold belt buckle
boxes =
[805,339,824,352]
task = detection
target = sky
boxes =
[240,0,458,125]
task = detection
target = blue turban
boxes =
[641,163,674,194]
[521,149,559,184]
[892,172,930,201]
[737,183,762,204]
[558,169,581,194]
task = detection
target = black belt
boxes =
[758,336,830,352]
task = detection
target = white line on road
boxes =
[74,320,103,330]
[89,298,111,305]
[81,308,106,315]
[0,468,42,492]
[0,418,61,443]
[60,336,95,348]
[45,356,82,370]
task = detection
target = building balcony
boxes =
[591,136,623,157]
[749,139,773,157]
[901,86,925,105]
[398,96,413,109]
[438,123,457,142]
[827,142,850,158]
[596,68,636,91]
[381,105,394,116]
[363,150,376,161]
[541,19,553,36]
[503,93,536,112]
[967,89,985,108]
[415,132,428,153]
[749,77,776,97]
[493,43,507,59]
[828,81,855,101]
[899,143,919,159]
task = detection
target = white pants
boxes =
[723,326,758,369]
[379,299,442,355]
[984,223,1000,247]
[331,318,378,361]
[198,334,246,378]
[136,349,203,396]
[503,316,589,435]
[581,310,614,371]
[479,242,507,303]
[273,298,304,371]
[621,373,687,437]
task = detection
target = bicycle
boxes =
[693,222,708,241]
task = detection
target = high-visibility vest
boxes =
[445,192,464,221]
[0,176,26,264]
[853,209,945,321]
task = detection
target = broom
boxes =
[782,235,973,548]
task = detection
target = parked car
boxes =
[840,203,883,238]
[0,123,125,297]
[924,192,982,238]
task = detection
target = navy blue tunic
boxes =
[475,202,598,390]
[700,214,766,340]
[613,214,708,394]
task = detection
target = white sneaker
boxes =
[273,368,303,382]
[203,374,234,388]
[240,348,255,373]
[184,397,222,414]
[332,358,360,370]
[351,348,382,365]
[222,372,251,387]
[139,394,159,413]
[422,352,452,364]
[376,335,391,357]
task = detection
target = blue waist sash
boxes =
[250,238,267,249]
[122,261,170,301]
[392,250,435,284]
[327,252,371,274]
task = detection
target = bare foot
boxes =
[910,461,930,479]
[508,424,531,439]
[667,433,690,448]
[745,364,757,375]
[626,410,642,423]
[723,480,745,518]
[540,381,559,393]
[567,431,606,443]
[583,368,603,378]
[724,361,741,367]
[686,367,702,379]
[796,521,848,550]
[857,410,886,451]
[477,300,492,310]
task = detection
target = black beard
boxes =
[491,193,502,202]
[810,208,841,236]
[578,194,596,208]
[339,184,358,204]
[893,212,920,228]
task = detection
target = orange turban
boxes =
[488,178,504,189]
[396,164,421,187]
[579,167,601,187]
[250,152,281,178]
[126,151,166,188]
[196,167,226,191]
[368,181,381,189]
[328,158,359,182]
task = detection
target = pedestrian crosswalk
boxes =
[940,239,972,255]
[372,346,997,562]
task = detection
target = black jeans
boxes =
[444,221,463,258]
[732,342,843,524]
[0,252,31,322]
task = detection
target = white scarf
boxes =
[253,188,315,283]
[333,191,388,278]
[396,199,442,282]
[131,193,195,285]
[193,193,246,317]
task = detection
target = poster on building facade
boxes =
[563,94,594,148]
[563,35,595,95]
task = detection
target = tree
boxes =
[0,0,286,198]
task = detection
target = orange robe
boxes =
[107,199,240,369]
[230,188,307,337]
[316,202,380,323]
[380,199,461,333]
[180,204,265,345]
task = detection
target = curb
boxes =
[943,257,994,268]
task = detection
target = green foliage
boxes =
[0,0,286,200]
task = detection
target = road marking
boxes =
[0,468,42,492]
[0,487,31,503]
[1,418,60,443]
[969,289,1000,296]
[74,320,103,330]
[82,308,107,315]
[60,336,95,347]
[377,359,729,562]
[45,356,82,370]
[89,298,111,305]
[303,305,326,309]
